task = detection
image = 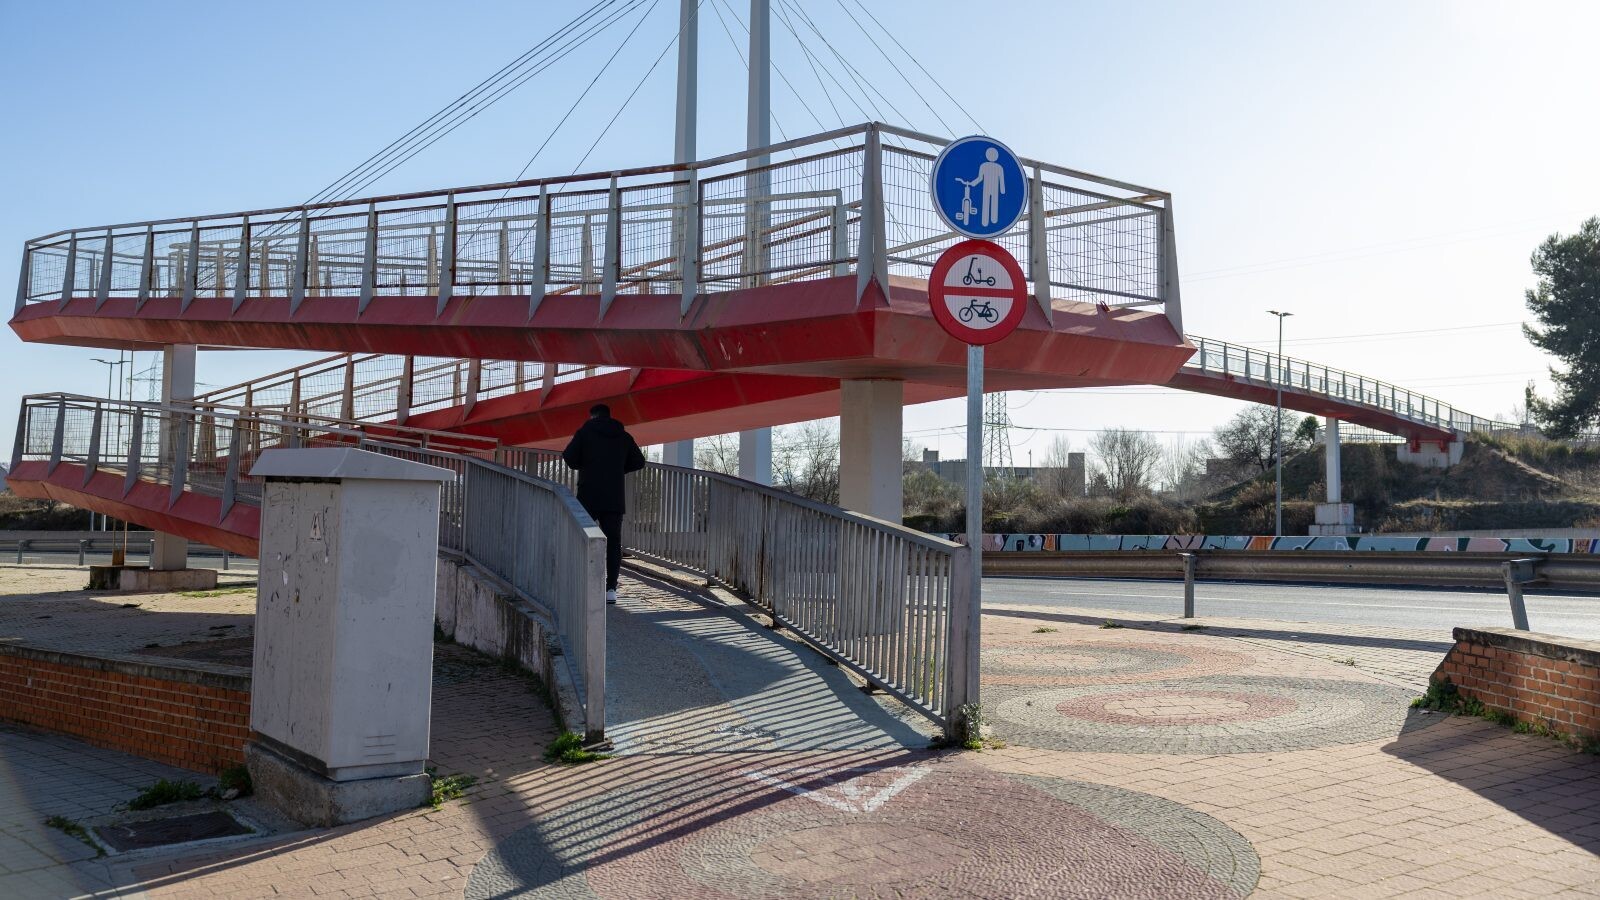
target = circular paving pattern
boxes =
[466,760,1259,898]
[983,641,1252,686]
[988,675,1438,755]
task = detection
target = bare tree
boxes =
[1088,428,1162,500]
[694,433,739,475]
[1213,406,1314,475]
[773,420,840,504]
[1158,436,1217,500]
[1035,435,1079,497]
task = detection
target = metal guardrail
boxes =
[15,122,1177,330]
[498,447,976,737]
[12,394,608,739]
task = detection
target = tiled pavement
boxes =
[0,570,1597,897]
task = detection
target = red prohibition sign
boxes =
[927,239,1028,345]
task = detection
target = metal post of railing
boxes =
[14,244,29,314]
[599,176,621,320]
[497,220,511,290]
[341,355,357,421]
[123,408,143,497]
[233,216,251,312]
[1027,166,1052,320]
[59,233,77,305]
[15,540,25,565]
[220,421,241,521]
[168,414,191,508]
[289,213,310,314]
[223,550,231,571]
[1180,552,1197,617]
[358,204,378,314]
[95,229,115,310]
[830,194,849,278]
[46,397,66,475]
[856,125,887,307]
[77,540,87,566]
[530,184,550,319]
[181,221,200,312]
[1159,197,1183,333]
[680,173,700,317]
[464,360,481,417]
[436,193,457,315]
[396,356,414,425]
[83,403,102,486]
[10,402,25,474]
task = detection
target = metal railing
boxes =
[15,122,1177,329]
[1184,336,1525,438]
[499,447,975,735]
[11,394,608,739]
[194,352,622,426]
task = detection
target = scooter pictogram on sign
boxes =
[927,240,1028,346]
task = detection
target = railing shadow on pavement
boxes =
[601,568,931,754]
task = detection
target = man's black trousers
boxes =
[595,512,623,591]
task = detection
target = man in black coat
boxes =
[562,404,647,603]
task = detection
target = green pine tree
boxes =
[1524,217,1600,438]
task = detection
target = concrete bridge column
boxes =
[1311,417,1355,536]
[1325,417,1341,503]
[153,344,196,571]
[838,379,903,522]
[739,430,771,485]
[663,440,694,468]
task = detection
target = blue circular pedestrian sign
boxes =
[930,135,1028,239]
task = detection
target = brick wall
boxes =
[0,644,251,773]
[1433,627,1600,740]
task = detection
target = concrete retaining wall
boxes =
[434,555,585,733]
[1434,627,1600,741]
[0,644,250,773]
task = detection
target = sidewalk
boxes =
[0,568,1595,897]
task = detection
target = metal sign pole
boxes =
[964,342,984,708]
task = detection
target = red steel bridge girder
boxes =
[6,461,260,556]
[9,275,1193,391]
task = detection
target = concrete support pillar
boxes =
[838,380,904,522]
[663,439,695,468]
[1325,417,1341,503]
[153,344,196,571]
[738,429,771,485]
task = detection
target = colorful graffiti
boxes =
[949,534,1600,554]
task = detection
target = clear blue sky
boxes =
[4,0,1597,462]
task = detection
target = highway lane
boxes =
[984,576,1600,641]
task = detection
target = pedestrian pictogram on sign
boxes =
[927,240,1028,346]
[930,136,1028,239]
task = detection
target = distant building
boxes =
[914,449,1086,496]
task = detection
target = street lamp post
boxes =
[1265,310,1292,536]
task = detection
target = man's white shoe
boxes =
[606,590,618,605]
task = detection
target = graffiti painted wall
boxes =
[950,534,1600,554]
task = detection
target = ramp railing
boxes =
[194,352,625,426]
[499,447,975,737]
[11,394,608,739]
[15,122,1176,328]
[1183,336,1525,439]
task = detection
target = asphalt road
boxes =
[984,576,1600,641]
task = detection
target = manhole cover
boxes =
[95,810,251,852]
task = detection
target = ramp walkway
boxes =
[7,393,975,742]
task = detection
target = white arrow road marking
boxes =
[744,765,931,814]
